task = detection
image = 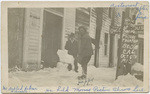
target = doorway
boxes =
[41,10,63,68]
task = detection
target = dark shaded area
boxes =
[41,10,62,68]
[8,8,25,68]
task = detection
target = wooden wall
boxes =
[22,9,43,71]
[62,8,76,49]
[99,8,111,67]
[8,8,25,68]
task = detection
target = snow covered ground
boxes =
[8,62,143,88]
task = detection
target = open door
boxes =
[41,10,63,68]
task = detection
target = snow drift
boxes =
[131,63,143,72]
[112,73,143,87]
[57,50,74,64]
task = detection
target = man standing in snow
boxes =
[65,33,79,72]
[77,26,93,79]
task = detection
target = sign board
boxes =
[116,12,139,78]
[119,26,138,65]
[117,25,139,77]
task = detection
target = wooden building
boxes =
[8,8,97,71]
[10,7,137,70]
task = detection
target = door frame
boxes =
[43,8,64,49]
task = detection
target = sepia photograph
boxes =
[1,1,149,93]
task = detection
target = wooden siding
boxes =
[23,9,43,71]
[62,8,76,49]
[99,8,111,67]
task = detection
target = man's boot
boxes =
[78,75,86,80]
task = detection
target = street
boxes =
[9,62,142,87]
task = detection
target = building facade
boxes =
[9,8,142,71]
[8,8,97,70]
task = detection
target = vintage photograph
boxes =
[1,1,149,93]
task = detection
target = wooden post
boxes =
[94,8,103,67]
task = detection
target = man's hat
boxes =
[68,33,75,38]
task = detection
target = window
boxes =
[104,33,108,55]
